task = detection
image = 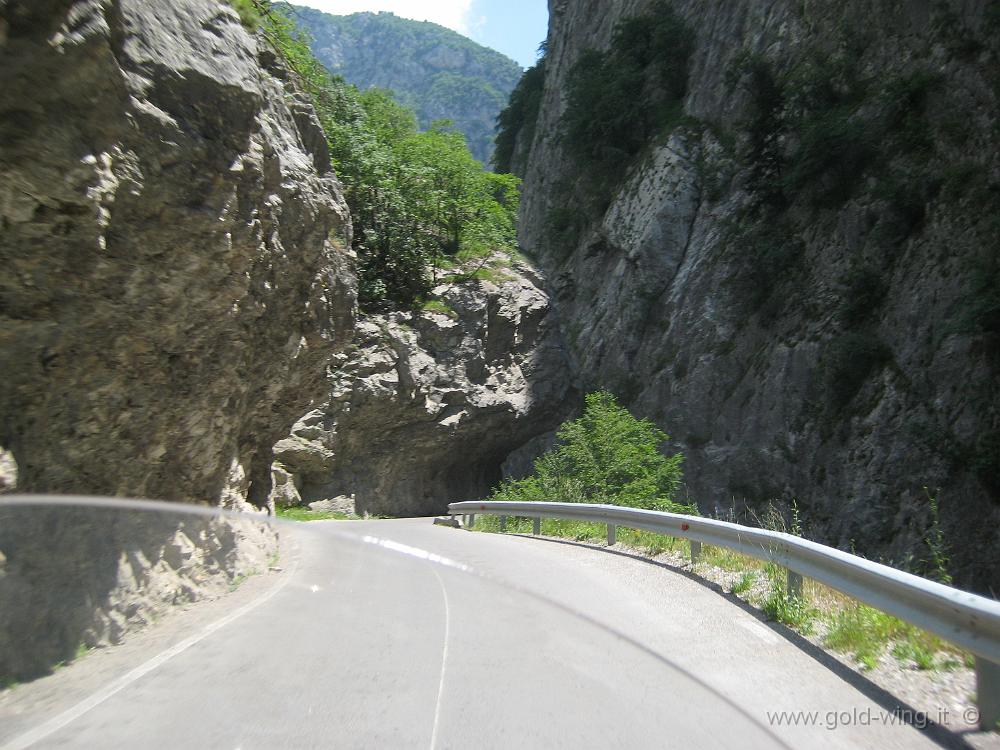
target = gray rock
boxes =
[0,0,356,508]
[307,496,355,515]
[0,501,278,680]
[272,258,577,517]
[0,449,16,494]
[514,0,1000,591]
[270,464,302,508]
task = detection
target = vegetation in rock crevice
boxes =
[715,26,999,425]
[241,0,522,313]
[493,54,546,174]
[560,1,695,196]
[527,2,698,263]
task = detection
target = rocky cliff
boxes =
[271,259,575,517]
[512,0,1000,591]
[0,0,356,508]
[287,5,523,164]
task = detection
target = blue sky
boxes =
[294,0,549,68]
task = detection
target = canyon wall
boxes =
[0,0,356,507]
[512,0,999,590]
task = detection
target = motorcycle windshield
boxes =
[0,496,782,749]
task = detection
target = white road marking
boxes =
[428,565,452,750]
[1,556,299,750]
[361,535,472,573]
[358,535,460,750]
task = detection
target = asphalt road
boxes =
[0,517,955,749]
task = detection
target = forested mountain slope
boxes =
[287,4,523,164]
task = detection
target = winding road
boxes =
[0,518,958,748]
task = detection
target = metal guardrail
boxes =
[448,499,1000,731]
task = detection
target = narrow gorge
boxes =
[1,0,998,600]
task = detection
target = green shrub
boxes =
[225,0,262,28]
[736,54,787,211]
[729,47,938,212]
[493,58,546,173]
[257,7,521,313]
[561,1,694,189]
[490,391,692,513]
[784,106,874,207]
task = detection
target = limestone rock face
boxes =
[0,0,356,506]
[273,262,576,517]
[514,0,1000,591]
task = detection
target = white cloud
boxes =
[293,0,475,35]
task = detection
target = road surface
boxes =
[0,517,962,748]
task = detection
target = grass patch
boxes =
[702,544,760,572]
[228,568,261,592]
[276,506,354,522]
[49,642,94,674]
[467,266,516,284]
[730,571,757,595]
[759,563,818,633]
[224,0,262,29]
[822,602,962,671]
[419,299,458,318]
[472,515,687,556]
[618,527,688,556]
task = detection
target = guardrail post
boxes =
[787,570,803,598]
[468,513,476,528]
[532,517,541,535]
[607,524,616,546]
[977,657,1000,731]
[690,540,701,564]
[499,515,507,532]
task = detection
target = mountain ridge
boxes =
[287,4,523,164]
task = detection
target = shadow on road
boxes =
[503,532,977,750]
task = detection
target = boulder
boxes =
[0,0,356,507]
